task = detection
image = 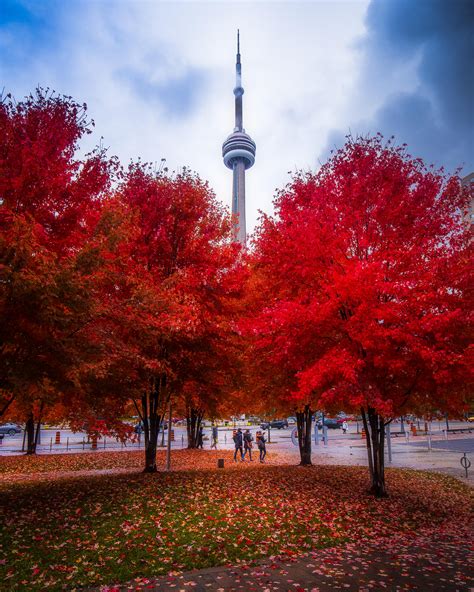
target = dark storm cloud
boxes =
[322,0,474,173]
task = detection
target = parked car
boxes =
[134,421,167,434]
[317,418,341,429]
[0,423,22,436]
[261,419,289,430]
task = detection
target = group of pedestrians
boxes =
[232,428,267,463]
[195,425,268,463]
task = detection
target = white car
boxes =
[0,423,22,436]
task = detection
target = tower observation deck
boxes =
[222,30,256,245]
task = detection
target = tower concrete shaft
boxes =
[233,160,246,244]
[222,30,256,245]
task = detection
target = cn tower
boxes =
[222,30,256,245]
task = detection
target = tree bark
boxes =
[0,395,15,419]
[361,406,387,497]
[25,402,43,455]
[140,374,167,473]
[25,412,35,455]
[186,407,203,449]
[296,404,313,466]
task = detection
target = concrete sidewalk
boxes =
[308,433,474,486]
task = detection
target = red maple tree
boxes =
[91,164,240,471]
[0,89,116,452]
[250,136,473,495]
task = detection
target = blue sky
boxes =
[1,0,473,231]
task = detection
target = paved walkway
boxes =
[308,434,474,487]
[104,524,473,592]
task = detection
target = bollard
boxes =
[361,428,366,439]
[323,425,328,446]
[83,438,85,450]
[224,433,227,443]
[217,458,225,469]
[91,435,98,450]
[181,434,184,448]
[410,424,417,437]
[103,438,106,449]
[55,431,61,445]
[460,453,471,478]
[170,429,175,442]
[49,437,52,452]
[66,437,69,452]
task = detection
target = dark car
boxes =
[317,418,341,429]
[261,419,289,430]
[0,423,22,436]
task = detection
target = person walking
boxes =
[258,433,267,463]
[233,428,244,462]
[342,420,348,434]
[211,425,218,449]
[243,429,254,461]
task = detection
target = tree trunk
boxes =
[144,440,158,473]
[361,406,387,497]
[186,407,203,449]
[25,401,44,455]
[296,404,313,466]
[141,375,167,473]
[25,413,35,455]
[0,395,15,419]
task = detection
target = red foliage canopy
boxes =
[0,88,113,254]
[75,164,242,421]
[0,89,115,423]
[250,136,473,419]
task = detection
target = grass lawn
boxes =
[0,451,471,590]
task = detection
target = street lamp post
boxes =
[166,399,172,471]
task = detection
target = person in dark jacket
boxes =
[258,433,267,463]
[233,428,244,461]
[243,429,254,461]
